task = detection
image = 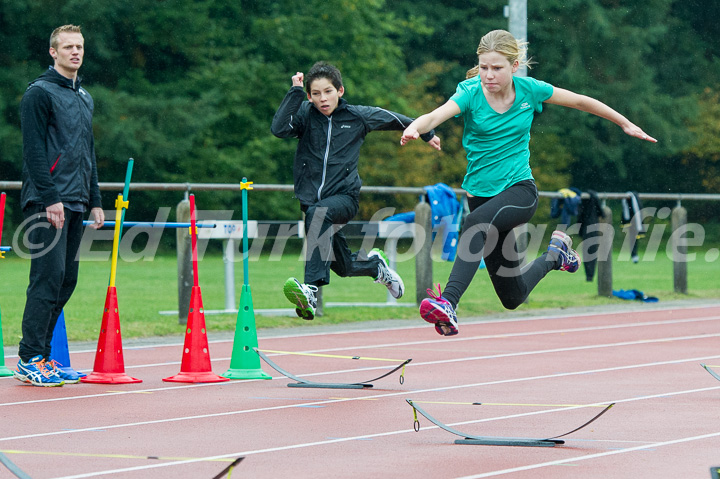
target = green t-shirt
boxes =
[450,75,554,197]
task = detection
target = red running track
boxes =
[2,302,720,479]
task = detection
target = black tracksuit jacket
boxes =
[271,86,434,207]
[20,67,101,210]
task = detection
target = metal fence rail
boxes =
[2,180,720,202]
[1,181,717,319]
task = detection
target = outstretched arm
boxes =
[545,88,657,143]
[400,100,461,146]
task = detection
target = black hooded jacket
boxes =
[20,67,101,210]
[271,86,435,206]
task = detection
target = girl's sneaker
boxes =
[419,284,458,336]
[547,230,580,273]
[283,277,318,320]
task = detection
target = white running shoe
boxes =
[368,248,404,299]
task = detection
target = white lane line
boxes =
[50,314,720,371]
[452,431,720,478]
[282,314,720,356]
[3,332,720,408]
[4,305,718,360]
[3,353,720,442]
[47,385,720,479]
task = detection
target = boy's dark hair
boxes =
[305,61,343,94]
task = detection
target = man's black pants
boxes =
[18,205,83,362]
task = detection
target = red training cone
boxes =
[81,286,141,384]
[163,286,229,383]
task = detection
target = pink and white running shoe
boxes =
[419,284,458,336]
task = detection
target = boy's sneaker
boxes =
[547,230,580,273]
[48,360,82,384]
[13,355,65,387]
[283,277,318,320]
[368,248,404,299]
[419,284,458,336]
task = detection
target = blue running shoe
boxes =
[283,277,318,320]
[547,230,580,273]
[14,355,65,387]
[48,360,82,384]
[419,284,458,336]
[368,248,404,299]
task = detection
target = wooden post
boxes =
[597,205,613,297]
[671,204,688,294]
[176,196,192,325]
[415,201,433,304]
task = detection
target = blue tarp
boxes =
[385,183,462,261]
[612,289,658,302]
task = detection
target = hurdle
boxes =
[406,399,615,447]
[221,178,271,380]
[161,219,305,317]
[163,193,228,383]
[82,159,141,384]
[196,220,258,314]
[84,219,258,315]
[83,221,216,228]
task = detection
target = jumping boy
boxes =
[271,61,441,319]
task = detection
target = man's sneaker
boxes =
[547,230,580,273]
[48,360,82,384]
[368,248,404,299]
[419,284,458,336]
[13,355,64,387]
[283,277,318,320]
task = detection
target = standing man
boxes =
[14,25,104,387]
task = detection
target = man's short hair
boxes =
[305,61,343,94]
[50,25,82,49]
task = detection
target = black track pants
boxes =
[302,195,380,287]
[18,205,83,362]
[442,180,559,310]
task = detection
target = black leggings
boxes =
[442,180,558,310]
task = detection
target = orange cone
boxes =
[81,287,141,384]
[163,286,229,383]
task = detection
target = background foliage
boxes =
[1,0,718,228]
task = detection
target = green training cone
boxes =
[222,285,271,380]
[0,305,13,376]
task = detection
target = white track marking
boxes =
[3,331,720,408]
[48,384,720,478]
[3,352,720,442]
[452,431,720,478]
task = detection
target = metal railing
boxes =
[2,180,720,203]
[2,181,717,317]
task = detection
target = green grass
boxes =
[1,247,719,346]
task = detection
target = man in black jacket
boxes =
[271,62,440,320]
[14,25,104,387]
